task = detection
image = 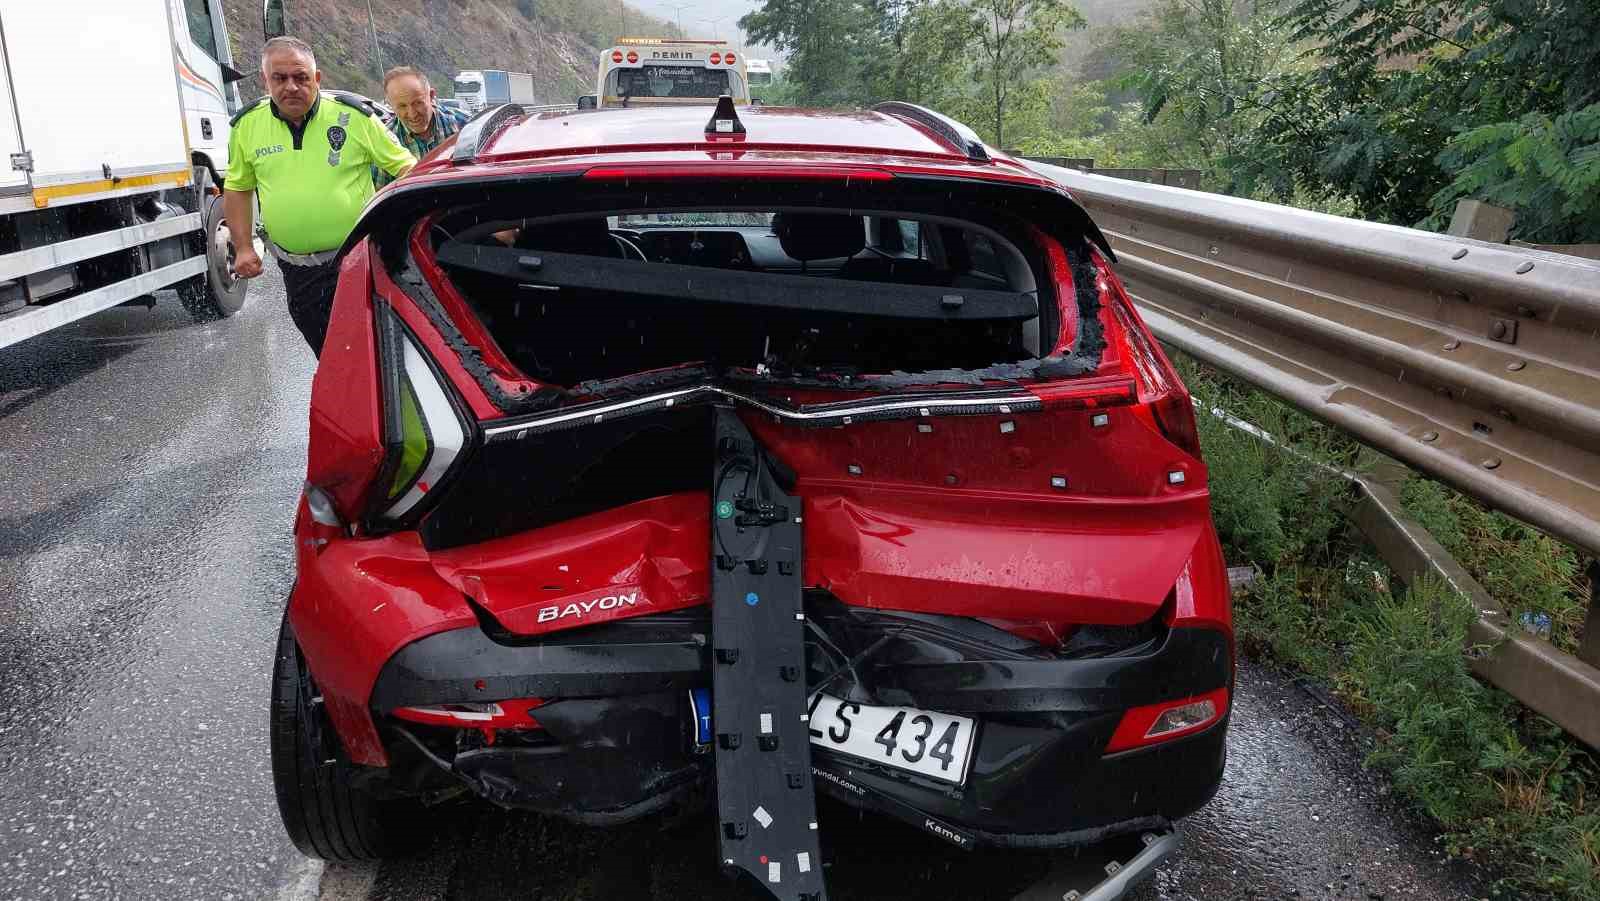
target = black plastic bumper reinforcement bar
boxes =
[435,241,1039,322]
[480,384,1042,441]
[710,407,828,900]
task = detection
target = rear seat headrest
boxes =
[514,217,617,256]
[772,212,866,262]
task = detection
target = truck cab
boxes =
[596,39,750,109]
[453,70,488,113]
[746,58,772,86]
[170,0,244,183]
[453,69,536,114]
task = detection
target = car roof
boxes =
[463,105,1041,179]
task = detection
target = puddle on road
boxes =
[1143,663,1492,901]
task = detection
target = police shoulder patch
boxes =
[328,90,380,118]
[229,97,270,127]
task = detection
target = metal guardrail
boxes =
[1022,159,1600,747]
[1204,399,1600,749]
[1349,475,1600,749]
[1024,161,1600,559]
[1019,159,1204,190]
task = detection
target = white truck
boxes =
[452,70,536,113]
[0,0,253,351]
[746,58,773,86]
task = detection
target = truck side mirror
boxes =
[577,95,597,110]
[263,0,288,38]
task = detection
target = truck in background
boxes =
[745,58,772,86]
[452,70,536,113]
[0,0,254,351]
[595,39,750,109]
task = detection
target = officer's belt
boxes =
[267,241,340,268]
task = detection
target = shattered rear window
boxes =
[424,207,1059,391]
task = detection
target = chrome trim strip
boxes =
[481,384,1041,441]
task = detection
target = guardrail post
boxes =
[1446,199,1515,242]
[1581,561,1600,668]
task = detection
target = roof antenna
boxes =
[704,94,746,136]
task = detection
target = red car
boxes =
[271,98,1232,897]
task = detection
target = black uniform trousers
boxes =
[278,255,342,358]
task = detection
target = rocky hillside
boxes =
[222,0,678,106]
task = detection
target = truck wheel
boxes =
[177,170,250,322]
[270,612,422,861]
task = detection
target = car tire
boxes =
[270,612,421,861]
[177,167,250,322]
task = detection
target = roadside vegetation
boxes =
[1176,355,1600,899]
[743,0,1600,242]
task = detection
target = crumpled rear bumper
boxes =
[798,595,1230,846]
[369,594,1229,846]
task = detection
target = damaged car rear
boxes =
[270,99,1233,882]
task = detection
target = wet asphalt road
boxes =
[0,274,1496,900]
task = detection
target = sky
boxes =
[626,0,773,55]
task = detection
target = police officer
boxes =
[223,36,416,356]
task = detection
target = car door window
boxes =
[184,0,219,60]
[967,232,1005,279]
[898,220,923,258]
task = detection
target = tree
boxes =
[1249,0,1600,238]
[1427,105,1600,243]
[740,0,881,106]
[1111,0,1299,183]
[967,0,1083,148]
[868,0,975,110]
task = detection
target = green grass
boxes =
[1400,477,1591,655]
[1176,354,1600,899]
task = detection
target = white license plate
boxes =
[807,693,976,784]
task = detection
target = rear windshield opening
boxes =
[427,208,1051,390]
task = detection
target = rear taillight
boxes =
[1028,375,1137,410]
[392,699,545,730]
[626,50,639,64]
[368,303,468,524]
[393,698,545,744]
[1104,686,1228,754]
[1093,253,1203,459]
[612,50,624,63]
[710,51,722,64]
[1151,391,1202,457]
[725,53,737,65]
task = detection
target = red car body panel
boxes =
[305,243,384,518]
[428,493,710,635]
[290,513,474,766]
[798,487,1210,623]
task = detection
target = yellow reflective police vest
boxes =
[224,93,415,255]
